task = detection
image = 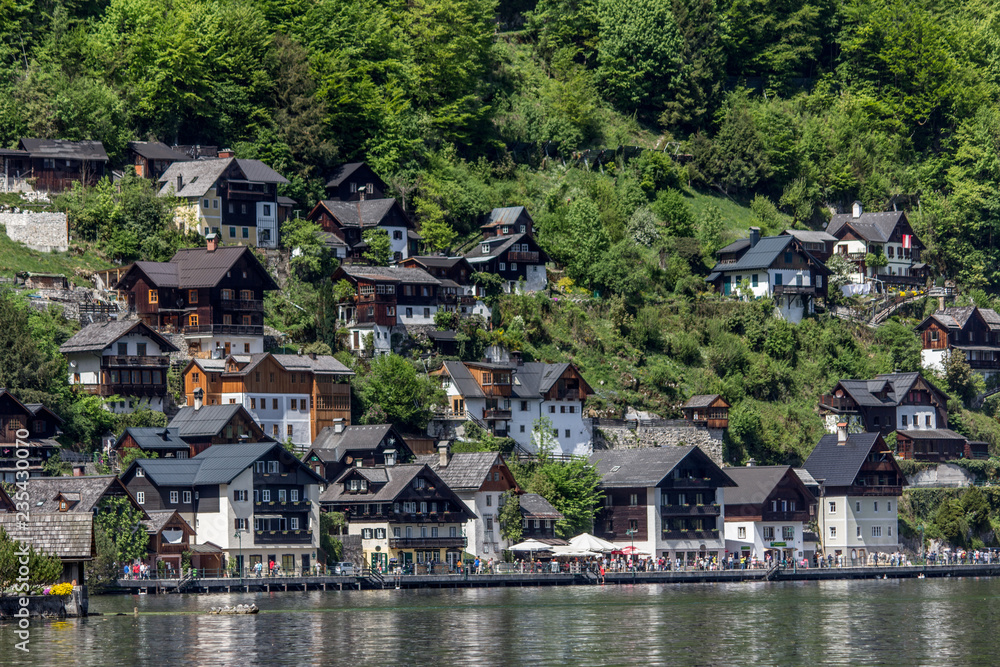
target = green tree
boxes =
[283,216,338,282]
[94,496,149,564]
[320,511,345,564]
[0,528,64,592]
[875,320,921,373]
[498,489,523,543]
[118,448,158,475]
[945,350,986,406]
[597,0,683,114]
[355,354,442,430]
[660,0,724,130]
[362,228,392,266]
[528,458,604,538]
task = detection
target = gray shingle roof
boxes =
[0,513,94,559]
[133,441,323,486]
[827,211,908,244]
[131,260,180,288]
[483,206,530,228]
[782,229,837,244]
[519,493,563,519]
[318,199,408,229]
[440,361,485,399]
[235,159,289,185]
[19,138,108,162]
[142,509,192,535]
[128,141,191,162]
[465,233,531,262]
[802,432,905,488]
[832,372,938,408]
[721,466,796,506]
[325,162,370,188]
[320,463,425,504]
[269,354,354,375]
[417,452,502,491]
[895,428,967,440]
[130,458,203,486]
[157,157,287,198]
[339,265,439,285]
[682,394,722,409]
[589,447,735,488]
[21,475,141,514]
[168,404,251,438]
[123,245,278,291]
[709,235,828,274]
[716,238,750,255]
[116,427,184,451]
[60,319,179,354]
[919,307,1000,332]
[405,256,468,270]
[308,424,412,463]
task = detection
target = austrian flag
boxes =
[902,234,912,249]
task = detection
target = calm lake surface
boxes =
[3,577,1000,666]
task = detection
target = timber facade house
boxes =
[0,390,63,484]
[915,306,1000,379]
[826,203,927,286]
[127,141,191,180]
[1,138,109,192]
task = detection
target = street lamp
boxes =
[234,529,245,580]
[626,528,636,571]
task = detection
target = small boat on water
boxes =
[209,604,259,615]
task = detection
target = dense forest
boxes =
[7,0,1000,480]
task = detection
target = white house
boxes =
[826,203,927,287]
[60,319,179,414]
[803,429,907,563]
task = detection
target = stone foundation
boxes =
[592,419,724,466]
[0,211,68,252]
[0,586,87,618]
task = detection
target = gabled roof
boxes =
[827,211,908,244]
[894,428,967,441]
[18,138,108,162]
[482,206,531,228]
[314,198,411,229]
[916,307,1000,332]
[119,245,278,291]
[512,362,577,398]
[709,235,829,274]
[130,441,323,486]
[319,464,472,516]
[519,493,563,519]
[716,238,750,255]
[403,256,470,271]
[336,264,440,285]
[307,424,412,464]
[439,360,486,398]
[417,452,504,491]
[22,400,63,425]
[143,509,193,535]
[831,372,941,408]
[682,394,726,410]
[325,162,382,188]
[23,475,145,515]
[157,157,287,198]
[227,352,353,378]
[465,233,546,263]
[782,229,837,244]
[59,319,179,354]
[722,465,806,506]
[0,389,62,423]
[115,427,184,451]
[589,447,735,488]
[128,141,191,162]
[168,404,256,439]
[803,432,905,488]
[0,513,95,559]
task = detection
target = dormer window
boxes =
[136,468,145,477]
[481,243,490,254]
[412,477,427,490]
[385,452,396,466]
[59,499,68,512]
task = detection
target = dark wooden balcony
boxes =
[966,357,1000,370]
[484,409,512,420]
[183,324,263,336]
[660,529,720,540]
[761,511,811,522]
[772,284,818,296]
[508,251,539,263]
[458,295,477,305]
[157,543,192,554]
[101,355,170,368]
[220,298,264,312]
[254,500,311,513]
[660,503,721,517]
[848,485,903,497]
[389,536,467,549]
[254,529,312,545]
[88,383,167,397]
[556,390,581,400]
[663,477,716,489]
[388,511,468,524]
[819,395,858,412]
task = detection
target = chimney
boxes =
[852,201,863,219]
[438,441,451,468]
[746,458,756,467]
[749,227,760,248]
[308,352,317,360]
[176,174,183,192]
[218,148,235,158]
[837,422,848,444]
[206,233,218,252]
[193,387,204,411]
[334,418,345,435]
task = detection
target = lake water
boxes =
[3,577,1000,666]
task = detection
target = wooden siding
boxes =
[921,323,949,350]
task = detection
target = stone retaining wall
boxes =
[0,211,69,252]
[593,421,724,466]
[0,587,87,618]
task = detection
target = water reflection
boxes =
[1,579,999,666]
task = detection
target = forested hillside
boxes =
[6,0,1000,466]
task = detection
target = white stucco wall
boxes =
[817,493,899,556]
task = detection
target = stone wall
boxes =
[0,587,87,618]
[592,419,725,466]
[0,211,69,252]
[906,463,976,488]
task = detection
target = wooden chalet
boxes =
[818,372,949,435]
[333,264,442,328]
[482,206,534,238]
[895,430,989,462]
[167,402,270,456]
[0,513,95,584]
[680,395,730,429]
[519,493,563,541]
[307,198,418,261]
[398,256,478,312]
[113,427,190,462]
[0,390,63,484]
[464,232,549,293]
[113,240,278,357]
[127,141,191,180]
[142,510,196,573]
[324,162,388,201]
[915,307,1000,375]
[827,204,927,286]
[304,423,416,484]
[722,465,815,562]
[22,475,146,516]
[780,229,837,262]
[13,138,109,191]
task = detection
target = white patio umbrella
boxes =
[551,545,599,558]
[510,539,554,552]
[568,533,618,553]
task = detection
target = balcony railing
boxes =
[183,324,263,336]
[157,543,192,554]
[848,485,903,497]
[254,500,310,512]
[507,251,539,263]
[86,383,167,397]
[484,409,512,420]
[876,273,923,286]
[661,529,720,540]
[254,529,312,545]
[101,355,170,368]
[555,390,581,400]
[772,284,817,296]
[660,503,721,516]
[819,395,857,412]
[761,511,811,522]
[663,477,716,489]
[967,357,1000,370]
[389,536,467,549]
[220,298,264,312]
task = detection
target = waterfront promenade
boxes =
[111,561,1000,595]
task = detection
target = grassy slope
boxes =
[0,232,112,285]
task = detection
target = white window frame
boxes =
[183,491,192,504]
[170,491,179,504]
[136,492,145,504]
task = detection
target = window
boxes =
[763,526,775,540]
[393,230,403,240]
[872,526,882,537]
[560,406,566,414]
[229,226,236,238]
[901,415,908,427]
[888,525,892,536]
[189,314,199,327]
[362,528,373,539]
[856,502,861,512]
[136,492,145,504]
[290,517,299,530]
[629,493,638,506]
[256,461,265,473]
[520,225,526,233]
[499,262,506,271]
[263,204,271,216]
[420,501,428,513]
[511,263,517,271]
[170,491,178,503]
[520,425,525,433]
[233,490,248,502]
[874,501,879,512]
[273,398,278,410]
[782,526,794,540]
[290,489,299,502]
[241,227,248,239]
[272,424,279,436]
[564,429,570,438]
[781,500,787,512]
[268,461,278,473]
[245,343,250,353]
[857,526,862,538]
[188,289,198,304]
[829,526,836,538]
[552,429,558,438]
[486,495,492,507]
[520,400,528,412]
[423,308,430,318]
[183,491,192,504]
[738,527,746,539]
[774,273,782,286]
[148,290,158,304]
[262,490,271,502]
[887,502,892,512]
[290,399,297,410]
[548,405,555,414]
[482,243,490,253]
[204,199,210,208]
[287,425,293,437]
[751,274,758,287]
[828,501,836,514]
[241,203,247,214]
[925,415,932,427]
